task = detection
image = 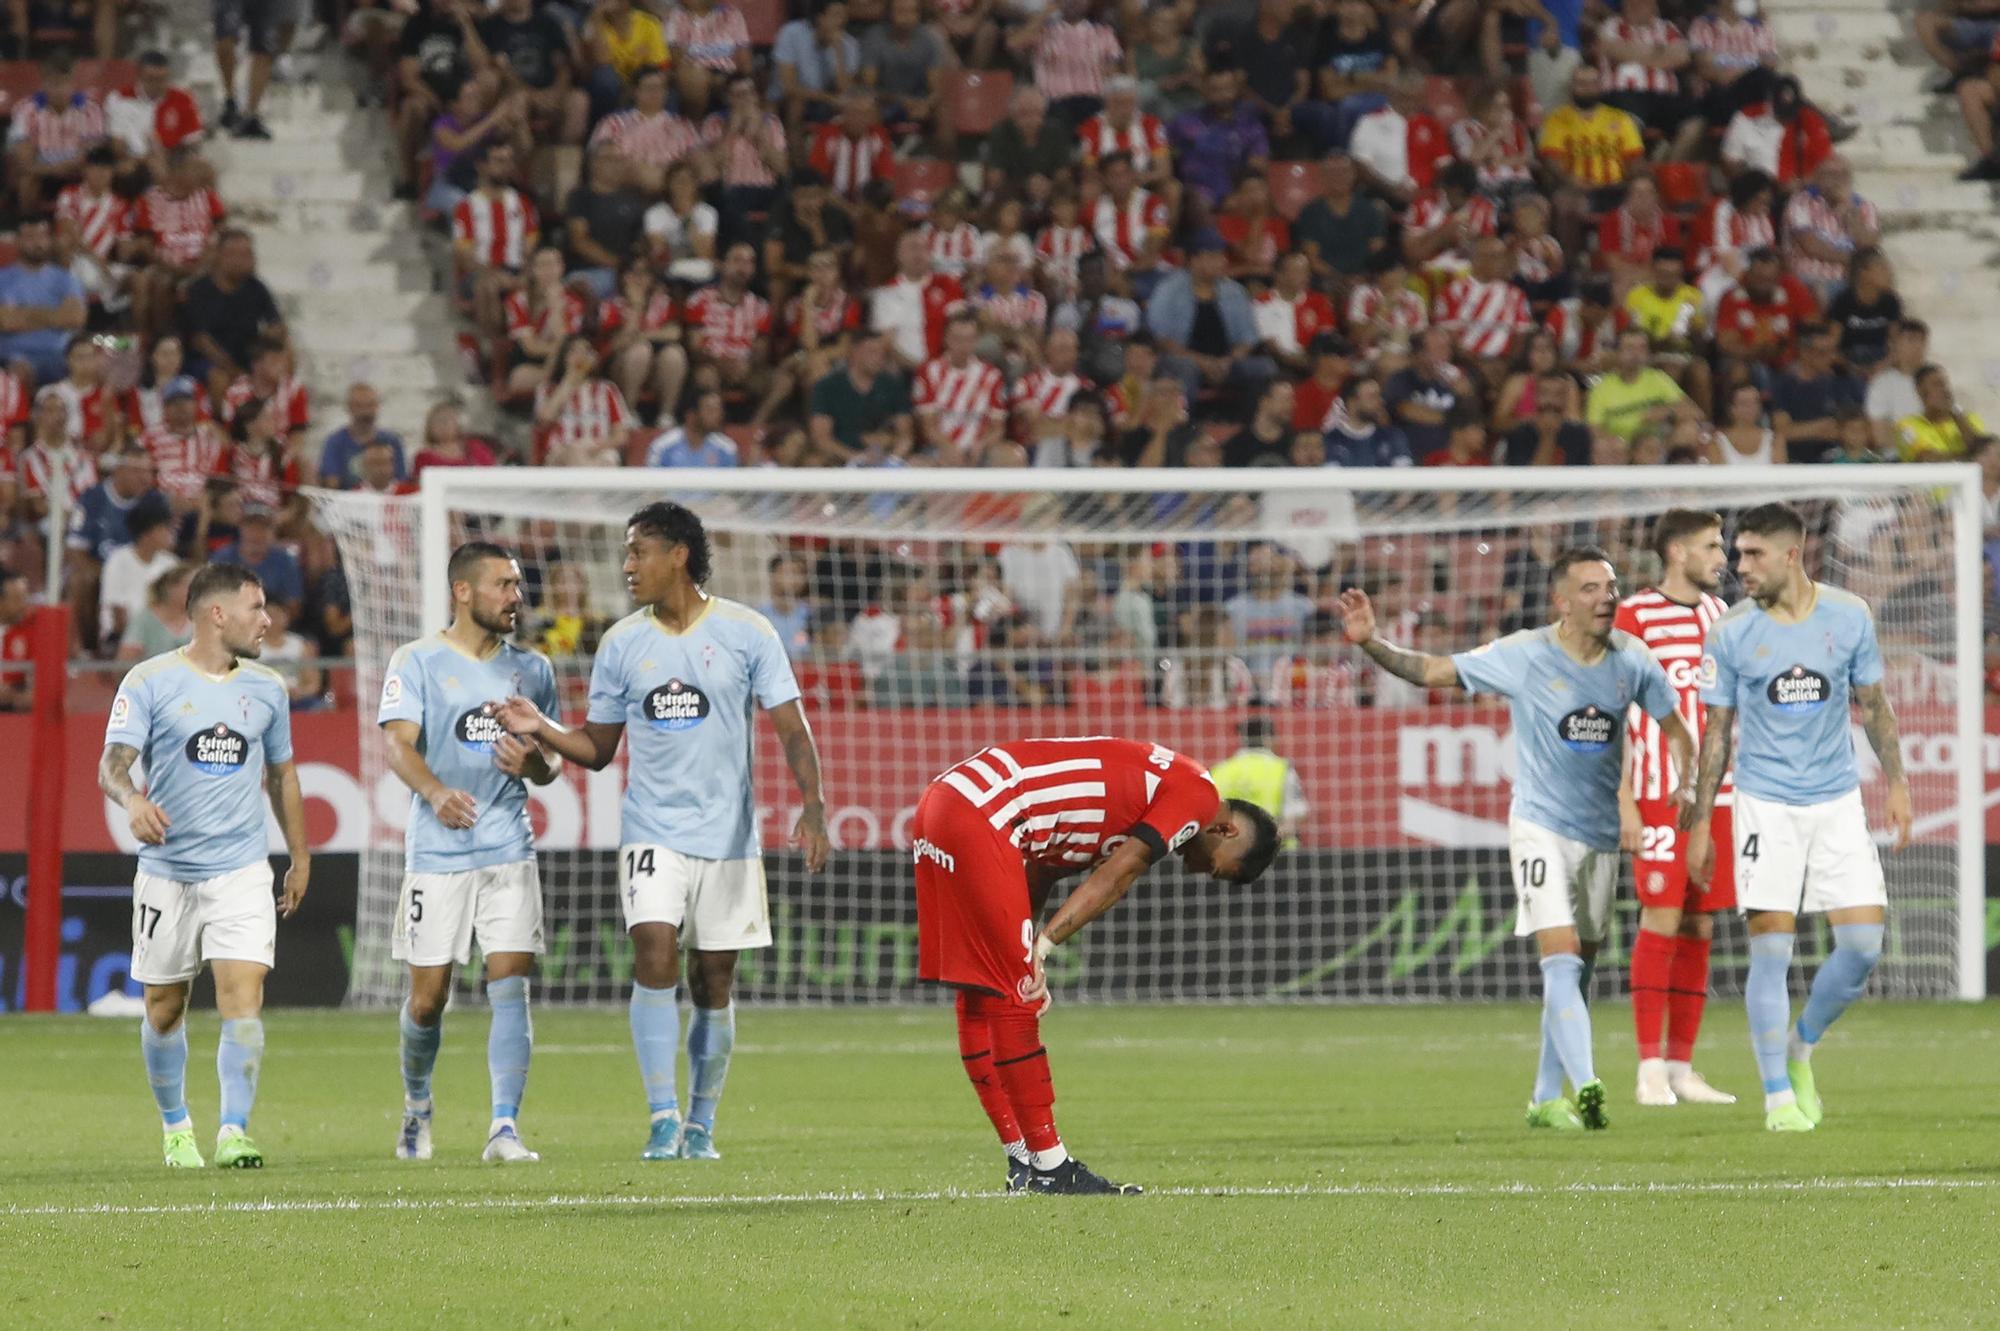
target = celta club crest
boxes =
[701,643,718,671]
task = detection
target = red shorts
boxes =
[1632,800,1736,913]
[912,781,1034,997]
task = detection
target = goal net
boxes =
[311,466,1985,1008]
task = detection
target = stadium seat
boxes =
[725,422,765,459]
[1267,161,1324,223]
[946,69,1014,138]
[0,238,17,268]
[0,61,40,113]
[76,59,137,98]
[1653,161,1712,214]
[739,0,784,48]
[892,158,956,210]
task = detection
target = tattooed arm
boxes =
[1334,588,1463,690]
[1683,705,1732,882]
[100,743,170,845]
[1854,682,1913,849]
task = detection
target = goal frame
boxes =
[414,463,1988,1001]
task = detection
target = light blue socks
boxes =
[1746,932,1796,1096]
[399,1004,442,1107]
[687,1003,737,1131]
[217,1017,265,1131]
[141,1022,190,1129]
[487,976,533,1124]
[630,982,682,1119]
[1796,923,1884,1049]
[1532,953,1595,1102]
[1538,953,1595,1090]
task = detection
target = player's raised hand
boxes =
[125,794,170,845]
[492,733,534,778]
[428,786,479,829]
[1686,822,1714,887]
[792,804,831,872]
[1335,588,1376,644]
[279,860,310,918]
[1885,780,1913,851]
[496,696,546,736]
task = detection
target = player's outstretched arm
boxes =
[265,760,311,917]
[99,743,169,845]
[767,700,830,872]
[383,718,480,829]
[1684,705,1733,881]
[496,696,625,772]
[1335,588,1462,690]
[1855,682,1913,850]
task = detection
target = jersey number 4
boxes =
[1740,833,1760,862]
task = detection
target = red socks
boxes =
[1630,928,1675,1061]
[1666,934,1712,1063]
[981,992,1060,1153]
[954,989,1021,1146]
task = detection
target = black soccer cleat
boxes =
[1026,1157,1143,1196]
[1005,1155,1032,1193]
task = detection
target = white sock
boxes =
[489,1116,516,1136]
[405,1096,432,1116]
[1664,1059,1691,1078]
[1764,1088,1796,1111]
[1002,1139,1029,1163]
[650,1108,680,1125]
[1786,1029,1814,1063]
[217,1124,244,1142]
[1029,1143,1068,1171]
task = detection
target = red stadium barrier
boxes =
[22,606,69,1013]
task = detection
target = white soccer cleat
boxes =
[1636,1058,1678,1106]
[1666,1064,1738,1105]
[396,1107,433,1161]
[483,1124,540,1163]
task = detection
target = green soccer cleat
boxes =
[1525,1098,1585,1130]
[213,1130,264,1169]
[1573,1079,1609,1130]
[1787,1057,1824,1127]
[678,1123,721,1160]
[162,1129,205,1168]
[1765,1102,1816,1132]
[640,1114,682,1161]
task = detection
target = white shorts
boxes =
[392,860,546,967]
[1733,788,1888,916]
[1509,819,1618,941]
[130,863,275,985]
[621,844,771,950]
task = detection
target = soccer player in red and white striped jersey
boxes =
[1434,237,1534,366]
[1615,508,1738,1109]
[914,313,1006,462]
[913,734,1277,1193]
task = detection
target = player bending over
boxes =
[381,541,562,1163]
[1616,509,1737,1107]
[1339,548,1695,1132]
[1686,503,1912,1132]
[500,502,830,1161]
[912,737,1280,1194]
[99,565,310,1169]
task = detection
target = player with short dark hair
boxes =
[379,540,561,1163]
[1340,547,1696,1133]
[913,736,1279,1195]
[1687,502,1912,1131]
[499,502,830,1161]
[99,563,310,1169]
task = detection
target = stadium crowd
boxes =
[2,0,1997,711]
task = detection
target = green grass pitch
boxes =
[3,1001,1997,1328]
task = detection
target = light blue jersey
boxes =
[1452,627,1678,851]
[379,632,559,874]
[1700,583,1883,806]
[104,650,294,882]
[587,596,801,860]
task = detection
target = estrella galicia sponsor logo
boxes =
[643,679,711,730]
[1767,665,1830,711]
[185,723,249,775]
[455,703,506,752]
[1556,705,1615,753]
[913,838,956,873]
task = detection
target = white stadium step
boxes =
[1770,10,1905,47]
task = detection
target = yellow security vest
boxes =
[1210,748,1289,835]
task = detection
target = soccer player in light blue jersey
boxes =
[1339,547,1696,1132]
[500,502,832,1161]
[1686,503,1913,1132]
[98,564,311,1169]
[380,542,562,1164]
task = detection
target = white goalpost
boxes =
[312,464,1987,1008]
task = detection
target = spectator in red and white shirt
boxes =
[132,146,226,342]
[452,141,541,337]
[1253,251,1338,375]
[1597,173,1683,293]
[1783,154,1880,305]
[968,247,1048,361]
[1422,412,1494,468]
[49,333,120,451]
[503,245,589,399]
[1450,87,1535,197]
[125,336,211,436]
[809,91,893,201]
[1721,75,1830,186]
[701,74,789,234]
[915,312,1005,463]
[764,247,859,423]
[1693,169,1779,312]
[0,570,32,711]
[665,0,754,119]
[1402,162,1498,275]
[870,229,966,368]
[1011,0,1122,124]
[685,241,774,396]
[105,50,207,180]
[1091,151,1173,277]
[1715,247,1818,388]
[55,146,136,314]
[602,260,689,428]
[1688,0,1783,125]
[590,66,702,194]
[223,337,311,446]
[1011,326,1086,444]
[1079,79,1173,191]
[1597,0,1699,154]
[1435,236,1534,377]
[1348,75,1451,206]
[17,389,98,524]
[0,364,29,440]
[6,53,107,215]
[140,376,229,513]
[1034,186,1094,300]
[918,188,984,281]
[1216,173,1290,284]
[1345,251,1428,367]
[535,335,634,465]
[227,397,306,515]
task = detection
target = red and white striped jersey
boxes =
[1449,116,1533,191]
[1782,188,1877,288]
[783,288,861,343]
[1034,223,1093,293]
[534,378,632,457]
[140,421,228,504]
[700,111,785,187]
[1433,276,1532,360]
[1616,589,1731,807]
[1346,282,1429,336]
[1010,366,1084,426]
[1252,288,1337,357]
[504,289,589,341]
[124,383,213,435]
[229,443,302,510]
[1598,16,1686,94]
[601,290,679,340]
[222,374,310,434]
[452,188,539,271]
[1692,198,1775,278]
[1598,204,1678,269]
[49,380,111,445]
[55,184,131,261]
[1513,233,1566,286]
[970,282,1047,333]
[933,735,1221,869]
[5,91,105,165]
[1403,190,1498,265]
[1686,15,1778,71]
[589,110,701,170]
[1545,298,1627,364]
[662,2,750,69]
[0,371,27,428]
[1077,112,1169,173]
[809,123,892,199]
[1092,189,1171,270]
[17,441,97,503]
[685,287,771,363]
[134,185,225,267]
[1031,19,1121,100]
[919,221,983,280]
[914,355,1005,456]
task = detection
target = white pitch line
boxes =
[6,1176,1995,1219]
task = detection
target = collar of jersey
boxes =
[647,594,714,637]
[435,628,505,663]
[175,646,240,682]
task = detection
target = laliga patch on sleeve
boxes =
[381,675,403,706]
[109,692,131,729]
[1698,655,1718,690]
[1169,819,1201,851]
